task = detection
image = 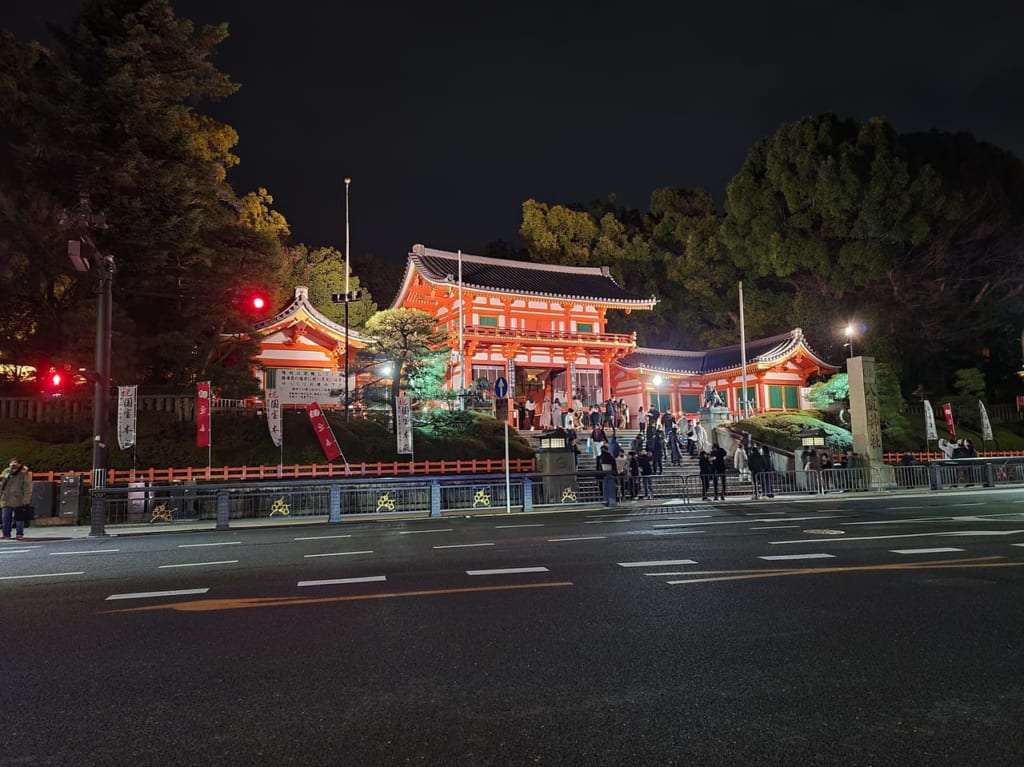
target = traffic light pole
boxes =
[90,255,115,537]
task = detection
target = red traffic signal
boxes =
[48,371,63,388]
[250,294,267,312]
[41,367,66,399]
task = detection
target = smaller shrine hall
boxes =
[392,246,839,426]
[248,286,372,409]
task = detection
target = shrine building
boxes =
[391,245,838,426]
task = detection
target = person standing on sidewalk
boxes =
[638,449,654,500]
[760,444,775,498]
[698,451,712,501]
[747,444,765,499]
[1,458,33,540]
[598,445,617,507]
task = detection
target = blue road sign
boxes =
[494,376,508,398]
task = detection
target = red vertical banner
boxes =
[307,402,342,461]
[941,402,956,438]
[196,381,212,447]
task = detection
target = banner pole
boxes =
[504,420,511,514]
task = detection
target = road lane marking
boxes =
[771,530,1024,545]
[751,525,800,529]
[433,543,495,549]
[294,534,353,541]
[1012,543,1024,548]
[950,502,985,507]
[399,529,453,535]
[158,560,239,568]
[890,548,964,554]
[298,576,386,587]
[494,524,544,529]
[547,536,606,542]
[648,530,706,535]
[178,541,241,548]
[106,588,210,601]
[617,560,697,568]
[759,553,836,561]
[48,549,120,556]
[303,550,374,558]
[466,567,550,576]
[101,581,575,613]
[0,571,84,581]
[665,556,1020,585]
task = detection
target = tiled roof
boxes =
[397,245,656,306]
[617,329,835,375]
[254,286,371,344]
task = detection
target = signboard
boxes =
[196,381,211,448]
[275,368,354,406]
[266,389,282,447]
[396,396,413,454]
[117,385,137,449]
[494,376,508,399]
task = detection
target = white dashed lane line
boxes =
[434,543,495,549]
[49,549,120,556]
[751,525,800,530]
[158,560,238,569]
[294,534,353,541]
[494,524,544,529]
[106,588,210,601]
[399,529,453,535]
[178,541,241,548]
[467,567,550,576]
[618,560,697,568]
[0,571,84,581]
[304,550,374,558]
[298,576,386,587]
[759,553,836,561]
[890,547,965,554]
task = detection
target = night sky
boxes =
[4,2,1023,267]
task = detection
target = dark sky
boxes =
[4,2,1023,265]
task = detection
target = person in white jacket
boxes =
[734,444,751,482]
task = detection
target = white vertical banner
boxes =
[396,396,413,454]
[266,389,282,447]
[979,400,994,442]
[922,399,938,441]
[117,385,137,449]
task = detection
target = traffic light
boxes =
[42,367,66,399]
[229,288,271,316]
[249,293,267,312]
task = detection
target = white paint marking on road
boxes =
[466,567,550,576]
[303,550,374,558]
[950,502,985,507]
[399,529,453,535]
[771,530,1024,545]
[1012,543,1024,548]
[298,576,386,587]
[588,515,712,524]
[547,536,606,542]
[617,559,697,568]
[751,525,800,530]
[0,571,84,581]
[178,541,242,548]
[759,553,836,561]
[433,543,495,549]
[0,548,36,554]
[890,548,964,555]
[106,588,210,601]
[648,530,706,536]
[294,534,353,541]
[494,523,544,529]
[48,549,120,556]
[158,560,238,569]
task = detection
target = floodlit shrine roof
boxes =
[391,244,658,308]
[618,328,836,376]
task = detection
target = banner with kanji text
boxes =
[117,385,137,449]
[941,402,955,438]
[266,389,282,447]
[307,402,341,461]
[196,381,212,447]
[922,399,937,441]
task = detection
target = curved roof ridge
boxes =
[256,286,371,343]
[413,244,619,278]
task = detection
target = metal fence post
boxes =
[430,479,441,518]
[329,484,342,523]
[216,490,229,530]
[523,477,533,512]
[984,463,995,488]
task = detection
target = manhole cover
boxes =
[802,528,846,535]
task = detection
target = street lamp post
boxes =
[344,178,352,420]
[62,193,114,537]
[845,324,855,358]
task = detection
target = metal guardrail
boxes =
[80,456,1024,531]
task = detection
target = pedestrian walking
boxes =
[1,457,33,541]
[598,445,617,507]
[748,445,765,498]
[638,449,654,499]
[628,451,641,499]
[551,398,562,429]
[524,396,536,430]
[760,445,775,497]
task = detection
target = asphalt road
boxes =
[2,489,1023,766]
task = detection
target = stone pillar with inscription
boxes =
[847,357,884,468]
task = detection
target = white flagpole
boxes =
[739,281,749,418]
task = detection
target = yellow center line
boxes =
[666,556,1022,585]
[101,581,574,614]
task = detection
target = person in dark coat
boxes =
[759,444,775,497]
[710,444,727,500]
[747,445,765,499]
[698,451,712,501]
[650,432,664,475]
[638,450,654,500]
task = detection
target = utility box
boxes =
[535,431,577,505]
[31,481,59,519]
[59,474,83,519]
